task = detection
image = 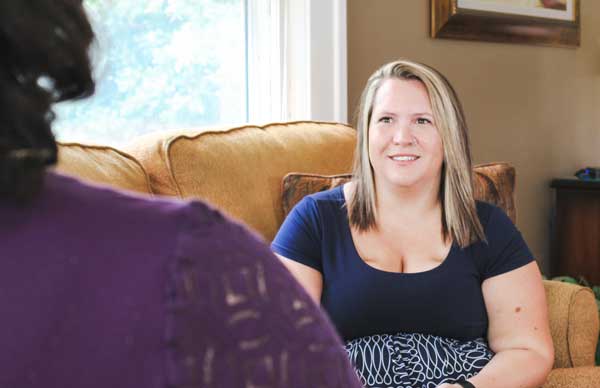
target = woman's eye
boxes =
[416,117,431,125]
[379,116,392,123]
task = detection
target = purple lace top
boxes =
[0,172,361,388]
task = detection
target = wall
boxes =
[347,0,600,273]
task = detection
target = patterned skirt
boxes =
[345,333,493,388]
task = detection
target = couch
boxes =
[55,121,599,387]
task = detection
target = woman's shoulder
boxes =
[473,200,525,251]
[281,184,348,235]
[472,201,533,278]
[474,200,512,228]
[303,184,345,203]
[290,184,346,217]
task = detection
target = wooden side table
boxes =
[550,178,600,286]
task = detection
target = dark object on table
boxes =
[575,167,600,181]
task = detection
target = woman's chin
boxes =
[381,177,422,190]
[377,173,439,192]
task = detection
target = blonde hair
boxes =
[349,59,485,248]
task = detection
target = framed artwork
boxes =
[431,0,580,48]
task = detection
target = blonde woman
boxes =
[272,60,554,388]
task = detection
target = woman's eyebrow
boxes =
[373,110,433,117]
[374,110,397,116]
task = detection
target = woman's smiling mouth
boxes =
[388,154,420,162]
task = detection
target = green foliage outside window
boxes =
[54,0,246,146]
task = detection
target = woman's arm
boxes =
[275,253,323,304]
[459,261,554,388]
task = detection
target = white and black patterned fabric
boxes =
[345,333,493,388]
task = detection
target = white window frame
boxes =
[247,0,348,124]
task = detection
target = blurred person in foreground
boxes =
[0,1,362,387]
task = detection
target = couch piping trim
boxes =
[57,141,154,195]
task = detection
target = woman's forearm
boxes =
[467,349,553,388]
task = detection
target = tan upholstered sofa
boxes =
[55,121,599,387]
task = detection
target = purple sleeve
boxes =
[166,201,361,388]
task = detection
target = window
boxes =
[54,0,348,147]
[54,0,246,146]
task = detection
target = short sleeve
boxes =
[482,205,534,280]
[271,197,323,273]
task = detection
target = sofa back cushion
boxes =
[125,122,356,241]
[56,142,153,195]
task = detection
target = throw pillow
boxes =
[281,162,516,223]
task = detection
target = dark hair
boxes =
[0,0,95,202]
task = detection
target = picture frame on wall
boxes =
[431,0,580,48]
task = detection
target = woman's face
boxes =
[368,78,444,193]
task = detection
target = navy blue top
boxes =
[271,185,534,342]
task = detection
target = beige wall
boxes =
[348,0,600,274]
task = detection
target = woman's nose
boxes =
[392,124,415,145]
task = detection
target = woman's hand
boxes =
[436,383,461,388]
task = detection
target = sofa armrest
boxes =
[542,366,600,388]
[544,280,599,368]
[56,142,153,195]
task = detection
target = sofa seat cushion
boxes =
[55,142,152,195]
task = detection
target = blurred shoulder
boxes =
[44,171,221,229]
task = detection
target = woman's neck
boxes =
[374,178,442,226]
